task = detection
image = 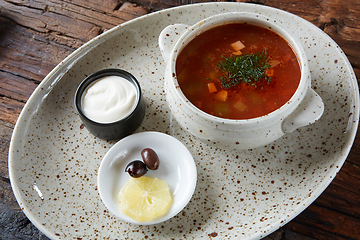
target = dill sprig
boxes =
[218,49,271,89]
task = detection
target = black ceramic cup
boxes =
[74,69,145,140]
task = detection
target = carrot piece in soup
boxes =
[208,82,218,93]
[216,90,228,101]
[231,40,245,51]
[233,50,242,56]
[265,69,274,77]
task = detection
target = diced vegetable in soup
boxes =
[176,23,301,119]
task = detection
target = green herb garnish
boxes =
[218,49,271,89]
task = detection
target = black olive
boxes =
[125,160,148,178]
[141,148,160,170]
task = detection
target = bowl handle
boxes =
[158,24,190,64]
[282,88,324,133]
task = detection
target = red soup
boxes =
[176,23,301,119]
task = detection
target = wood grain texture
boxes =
[0,0,359,239]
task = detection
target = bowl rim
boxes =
[168,12,310,125]
[74,68,143,126]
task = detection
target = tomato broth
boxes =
[176,23,301,119]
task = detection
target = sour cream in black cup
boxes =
[74,69,145,140]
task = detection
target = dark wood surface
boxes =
[0,0,359,239]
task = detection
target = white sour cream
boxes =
[81,75,137,123]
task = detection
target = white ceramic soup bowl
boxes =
[158,12,324,150]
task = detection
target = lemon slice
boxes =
[118,176,172,222]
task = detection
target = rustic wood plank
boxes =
[286,203,360,240]
[129,0,190,11]
[0,72,39,102]
[346,130,360,166]
[0,96,23,125]
[0,120,12,181]
[2,0,149,47]
[0,0,359,239]
[0,15,73,80]
[0,120,23,215]
[1,1,102,48]
[0,201,48,239]
[320,177,360,217]
[333,162,360,194]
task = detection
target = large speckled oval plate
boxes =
[9,2,359,239]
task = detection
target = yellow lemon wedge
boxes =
[118,176,172,222]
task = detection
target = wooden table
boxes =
[0,0,359,239]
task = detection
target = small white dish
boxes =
[97,131,197,225]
